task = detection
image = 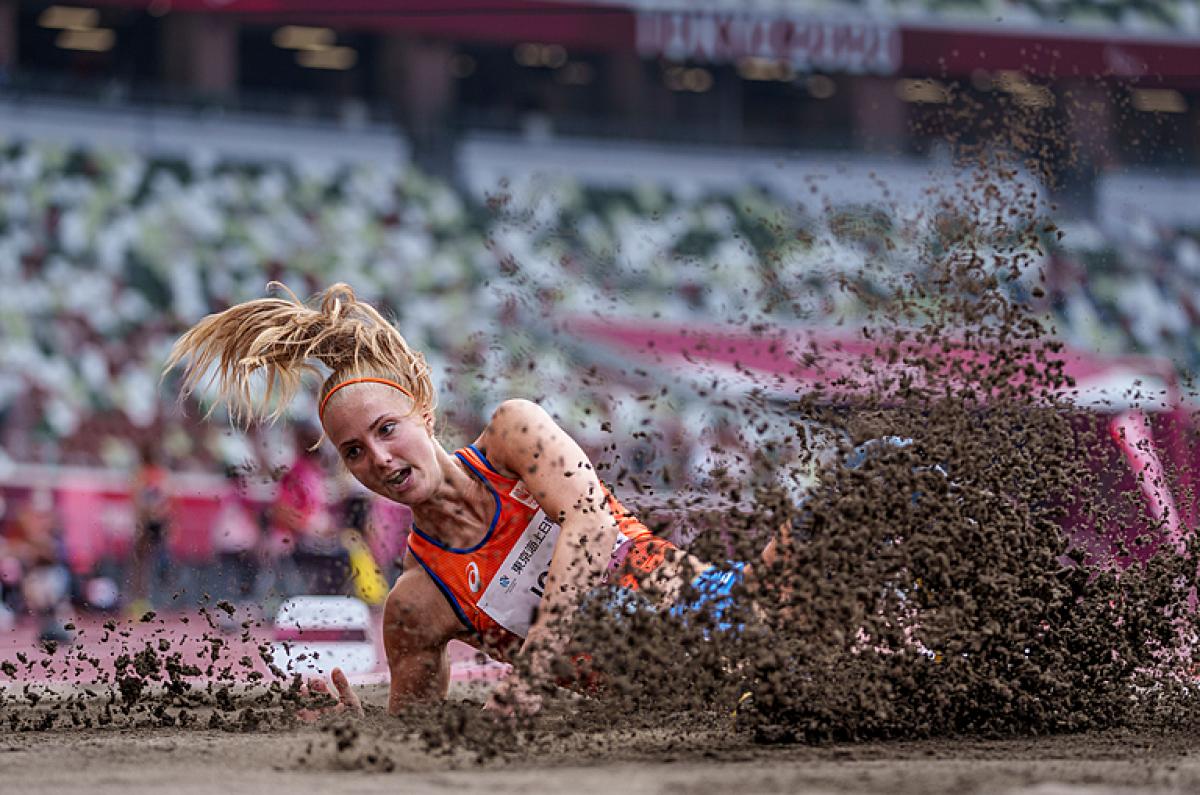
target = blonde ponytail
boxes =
[165,282,435,424]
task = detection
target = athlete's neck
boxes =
[408,447,495,548]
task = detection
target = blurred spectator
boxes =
[267,424,345,596]
[341,493,386,605]
[0,494,19,625]
[211,466,261,606]
[4,488,74,642]
[364,492,412,586]
[128,441,172,613]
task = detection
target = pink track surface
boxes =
[0,610,506,688]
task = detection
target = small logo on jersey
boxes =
[498,575,512,589]
[509,481,539,509]
[466,562,481,593]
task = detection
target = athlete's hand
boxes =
[295,667,365,722]
[484,672,543,719]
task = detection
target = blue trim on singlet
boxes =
[468,444,503,475]
[409,450,502,555]
[408,548,475,634]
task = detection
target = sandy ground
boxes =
[4,680,1199,795]
[4,613,1199,795]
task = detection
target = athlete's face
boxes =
[321,384,439,505]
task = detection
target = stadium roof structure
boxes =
[563,315,1184,413]
[85,0,1200,84]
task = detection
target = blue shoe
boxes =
[669,562,748,633]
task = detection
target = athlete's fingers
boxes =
[331,667,364,717]
[483,674,542,721]
[294,671,358,723]
[304,676,340,712]
[296,679,330,723]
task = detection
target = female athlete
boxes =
[167,283,751,718]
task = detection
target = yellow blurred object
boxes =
[342,530,388,605]
[731,690,754,727]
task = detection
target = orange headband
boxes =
[319,377,416,420]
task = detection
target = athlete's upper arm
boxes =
[389,557,467,642]
[481,399,610,526]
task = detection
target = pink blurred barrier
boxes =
[0,467,411,576]
[1,466,227,573]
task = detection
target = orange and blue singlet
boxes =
[406,445,674,649]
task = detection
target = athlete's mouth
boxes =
[386,466,413,491]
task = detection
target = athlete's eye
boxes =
[343,445,361,462]
[379,422,395,437]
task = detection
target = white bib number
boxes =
[477,510,562,638]
[476,490,636,639]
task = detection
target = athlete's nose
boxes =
[365,439,392,471]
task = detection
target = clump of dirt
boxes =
[463,90,1200,757]
[707,100,1200,744]
[0,603,311,733]
[733,400,1197,742]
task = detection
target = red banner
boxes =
[78,0,1200,83]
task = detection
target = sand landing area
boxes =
[3,681,1198,795]
[3,611,1200,794]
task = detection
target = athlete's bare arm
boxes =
[477,399,625,691]
[381,555,465,715]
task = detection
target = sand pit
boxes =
[4,681,1199,795]
[3,609,1198,795]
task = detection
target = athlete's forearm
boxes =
[381,597,450,713]
[520,513,618,678]
[384,646,449,715]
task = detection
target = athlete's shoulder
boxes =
[475,399,560,466]
[489,398,553,429]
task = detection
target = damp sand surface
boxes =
[4,682,1198,795]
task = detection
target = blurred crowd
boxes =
[1,140,1196,469]
[0,137,1197,626]
[1041,217,1200,365]
[0,423,411,637]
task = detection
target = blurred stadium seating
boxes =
[0,135,1195,476]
